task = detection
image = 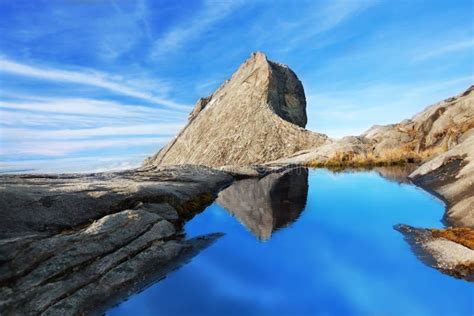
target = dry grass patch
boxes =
[306,146,445,169]
[431,227,474,250]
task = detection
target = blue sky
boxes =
[0,0,473,172]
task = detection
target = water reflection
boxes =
[217,168,308,240]
[374,164,418,184]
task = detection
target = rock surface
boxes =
[410,132,474,227]
[0,165,232,238]
[145,52,328,167]
[0,166,232,314]
[363,85,474,154]
[396,225,474,281]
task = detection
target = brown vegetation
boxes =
[431,227,474,250]
[305,146,445,169]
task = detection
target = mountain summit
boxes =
[145,52,328,167]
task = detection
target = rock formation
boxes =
[145,52,329,167]
[0,166,233,314]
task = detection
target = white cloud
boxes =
[0,57,190,110]
[150,0,243,59]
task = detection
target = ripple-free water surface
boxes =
[109,169,473,316]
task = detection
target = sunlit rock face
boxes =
[216,168,308,240]
[145,52,328,167]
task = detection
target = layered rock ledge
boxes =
[0,166,233,314]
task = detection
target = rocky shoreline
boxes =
[0,166,234,314]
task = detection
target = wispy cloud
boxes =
[1,123,182,140]
[0,137,169,157]
[413,38,474,62]
[250,0,377,53]
[150,0,243,59]
[290,0,376,43]
[0,97,185,120]
[0,95,185,158]
[0,57,189,110]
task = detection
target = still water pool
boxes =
[109,168,473,316]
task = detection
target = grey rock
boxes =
[136,202,180,222]
[0,165,233,238]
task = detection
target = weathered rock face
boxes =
[0,166,232,314]
[0,165,233,238]
[363,85,474,154]
[410,132,474,227]
[217,168,308,240]
[145,52,328,167]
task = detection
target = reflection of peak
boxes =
[217,168,308,240]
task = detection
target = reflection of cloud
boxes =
[192,256,285,304]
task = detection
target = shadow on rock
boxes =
[217,167,309,240]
